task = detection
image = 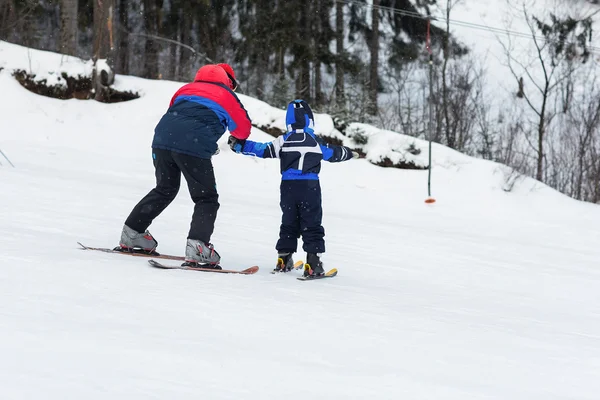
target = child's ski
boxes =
[148,259,259,275]
[297,268,338,281]
[77,242,185,261]
[270,260,304,274]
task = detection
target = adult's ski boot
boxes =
[184,239,222,269]
[117,225,159,255]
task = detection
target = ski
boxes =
[297,268,338,281]
[77,242,185,261]
[270,260,304,274]
[148,259,259,275]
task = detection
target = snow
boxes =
[0,40,94,79]
[2,41,600,399]
[344,123,436,168]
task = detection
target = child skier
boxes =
[228,99,357,277]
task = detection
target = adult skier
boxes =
[117,63,251,268]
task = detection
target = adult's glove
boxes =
[228,135,246,153]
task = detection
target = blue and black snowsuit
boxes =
[237,100,354,254]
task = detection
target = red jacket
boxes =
[152,65,252,158]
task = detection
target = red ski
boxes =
[77,242,185,261]
[148,259,259,275]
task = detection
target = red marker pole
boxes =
[425,17,436,204]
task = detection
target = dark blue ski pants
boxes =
[276,180,325,254]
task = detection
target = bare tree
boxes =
[117,0,129,75]
[294,1,312,101]
[93,0,116,102]
[448,62,482,151]
[313,0,332,107]
[441,0,453,148]
[472,100,495,160]
[368,0,380,115]
[0,1,38,44]
[335,0,345,103]
[60,0,78,56]
[178,6,192,80]
[555,68,600,201]
[502,10,553,181]
[383,61,418,135]
[497,4,593,181]
[143,0,163,79]
[589,134,600,203]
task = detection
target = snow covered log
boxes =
[92,59,115,102]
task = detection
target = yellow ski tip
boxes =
[293,260,304,269]
[325,268,338,277]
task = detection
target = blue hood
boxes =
[285,99,315,133]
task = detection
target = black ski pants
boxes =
[276,180,325,255]
[125,149,219,243]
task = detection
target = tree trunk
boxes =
[368,0,380,115]
[314,60,322,106]
[169,25,178,80]
[93,0,115,64]
[60,0,78,56]
[335,0,345,103]
[277,46,285,78]
[166,1,180,80]
[178,8,192,80]
[576,135,586,200]
[117,0,129,75]
[143,0,162,79]
[0,0,15,40]
[256,52,266,100]
[314,0,329,106]
[537,87,548,181]
[442,0,454,148]
[93,0,116,102]
[254,0,270,100]
[295,2,311,101]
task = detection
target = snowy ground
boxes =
[1,43,600,399]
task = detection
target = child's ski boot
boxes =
[303,253,325,277]
[273,252,295,273]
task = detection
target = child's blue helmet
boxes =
[286,99,314,133]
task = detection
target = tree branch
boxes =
[115,23,213,64]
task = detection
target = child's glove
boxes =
[352,151,360,158]
[228,135,246,153]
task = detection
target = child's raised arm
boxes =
[228,135,284,159]
[317,138,357,163]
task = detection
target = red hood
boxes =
[193,65,229,86]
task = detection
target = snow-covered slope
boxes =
[1,42,600,399]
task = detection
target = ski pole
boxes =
[0,148,15,167]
